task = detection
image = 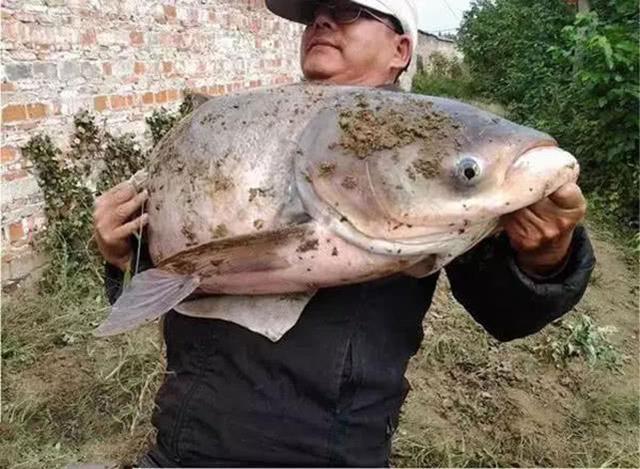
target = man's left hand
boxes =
[501,182,587,276]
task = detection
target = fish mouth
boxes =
[508,145,578,181]
[512,139,559,165]
[503,145,579,210]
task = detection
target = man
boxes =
[93,1,595,466]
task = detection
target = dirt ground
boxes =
[393,229,640,467]
[1,226,638,468]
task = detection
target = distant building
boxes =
[400,30,462,90]
[565,0,591,12]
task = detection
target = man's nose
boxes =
[312,10,337,30]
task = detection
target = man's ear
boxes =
[390,35,412,70]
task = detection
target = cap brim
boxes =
[265,0,396,25]
[265,0,315,24]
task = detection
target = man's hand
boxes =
[501,182,586,276]
[93,181,149,271]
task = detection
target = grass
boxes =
[1,273,164,468]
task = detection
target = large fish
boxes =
[95,84,578,339]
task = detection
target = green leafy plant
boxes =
[412,52,476,100]
[22,135,98,292]
[547,314,621,368]
[22,94,196,292]
[145,90,200,147]
[145,108,180,147]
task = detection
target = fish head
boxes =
[365,95,579,226]
[296,89,579,254]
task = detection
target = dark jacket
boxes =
[105,226,594,467]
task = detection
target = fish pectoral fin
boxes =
[93,268,200,337]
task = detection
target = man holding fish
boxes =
[92,0,594,466]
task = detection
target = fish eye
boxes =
[455,158,482,186]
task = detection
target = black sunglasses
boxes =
[301,1,404,35]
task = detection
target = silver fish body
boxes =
[95,84,578,337]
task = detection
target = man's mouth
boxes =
[307,38,339,52]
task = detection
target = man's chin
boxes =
[302,61,342,81]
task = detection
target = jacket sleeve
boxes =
[444,224,595,342]
[104,236,154,305]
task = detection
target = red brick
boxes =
[102,63,112,75]
[126,95,135,107]
[26,103,47,119]
[1,82,16,92]
[164,5,176,19]
[130,31,144,46]
[134,62,145,74]
[3,21,18,42]
[159,32,174,47]
[167,89,178,101]
[94,95,108,112]
[80,29,96,46]
[8,222,24,242]
[162,61,173,74]
[110,95,127,110]
[2,104,27,122]
[154,90,167,103]
[1,146,17,163]
[142,92,154,105]
[3,168,28,182]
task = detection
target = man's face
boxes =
[300,2,407,85]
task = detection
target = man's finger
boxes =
[112,213,149,239]
[110,181,139,205]
[113,190,149,222]
[525,200,558,225]
[548,182,584,210]
[503,209,544,251]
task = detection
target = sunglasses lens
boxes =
[333,6,360,23]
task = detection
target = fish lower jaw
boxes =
[327,212,498,258]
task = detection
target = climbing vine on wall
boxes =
[22,93,201,292]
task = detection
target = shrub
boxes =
[21,101,193,291]
[458,0,639,222]
[412,52,476,100]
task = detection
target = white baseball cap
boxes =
[265,0,418,54]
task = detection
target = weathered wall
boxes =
[1,0,304,284]
[400,31,461,91]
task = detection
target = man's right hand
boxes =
[93,181,149,271]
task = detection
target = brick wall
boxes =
[1,0,304,285]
